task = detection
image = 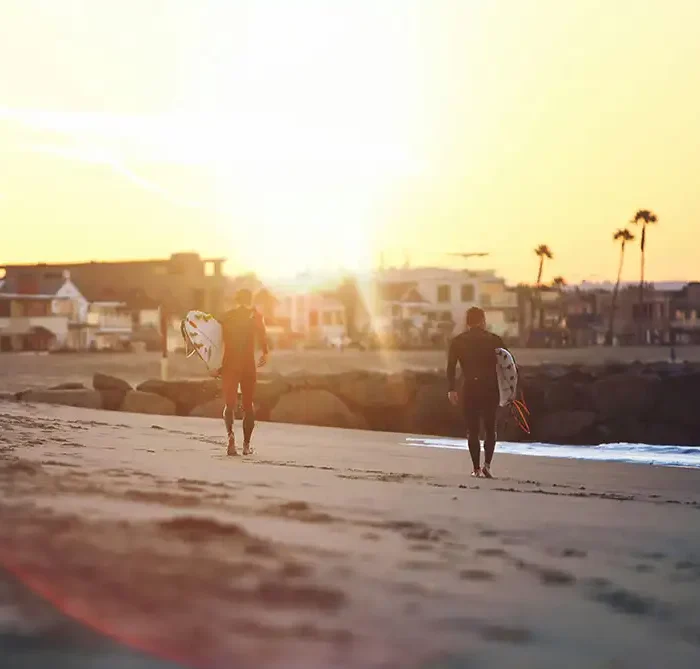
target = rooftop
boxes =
[0,253,226,271]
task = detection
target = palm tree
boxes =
[631,209,658,342]
[533,245,553,330]
[535,245,553,286]
[607,228,635,345]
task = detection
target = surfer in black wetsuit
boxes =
[216,289,268,456]
[447,307,506,478]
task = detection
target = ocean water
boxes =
[406,437,700,469]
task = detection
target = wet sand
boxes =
[1,400,699,668]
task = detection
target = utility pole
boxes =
[159,304,169,381]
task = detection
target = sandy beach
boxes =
[1,399,700,669]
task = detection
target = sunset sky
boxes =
[1,0,699,284]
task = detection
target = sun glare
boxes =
[172,1,425,277]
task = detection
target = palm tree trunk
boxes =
[535,257,544,333]
[608,242,625,345]
[638,224,646,344]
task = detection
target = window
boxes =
[437,285,451,303]
[481,294,492,307]
[441,311,452,321]
[322,312,333,326]
[336,311,345,325]
[460,284,475,302]
[309,310,319,327]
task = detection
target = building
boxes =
[519,281,700,347]
[0,271,89,351]
[275,290,347,347]
[375,267,519,342]
[85,301,133,350]
[670,282,700,344]
[594,286,673,345]
[0,252,226,320]
[1,253,227,352]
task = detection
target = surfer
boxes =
[447,307,506,478]
[216,289,268,456]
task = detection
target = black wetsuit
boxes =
[216,306,268,445]
[447,327,505,470]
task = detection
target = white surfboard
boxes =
[181,311,224,375]
[495,347,518,407]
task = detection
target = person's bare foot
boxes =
[242,442,254,456]
[227,434,238,456]
[471,468,481,478]
[481,463,493,479]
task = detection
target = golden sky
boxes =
[1,0,699,284]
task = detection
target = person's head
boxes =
[234,288,253,307]
[466,306,486,329]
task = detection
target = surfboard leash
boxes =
[510,391,531,434]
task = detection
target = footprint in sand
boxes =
[560,548,587,558]
[584,579,666,617]
[475,547,508,558]
[634,564,655,573]
[459,569,496,582]
[480,624,533,644]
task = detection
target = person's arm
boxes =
[255,312,269,366]
[446,338,459,392]
[446,338,461,405]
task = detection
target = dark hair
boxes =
[466,306,486,327]
[235,288,253,306]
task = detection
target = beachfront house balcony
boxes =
[86,302,134,350]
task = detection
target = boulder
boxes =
[536,410,597,444]
[639,422,699,447]
[136,379,220,415]
[99,389,128,411]
[591,373,658,419]
[544,380,593,413]
[518,377,547,418]
[20,389,102,410]
[121,391,176,415]
[49,382,86,391]
[652,373,700,429]
[0,392,17,402]
[254,376,290,409]
[335,371,416,409]
[93,373,132,392]
[270,390,367,429]
[190,397,265,421]
[284,373,335,391]
[189,398,225,419]
[409,383,465,438]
